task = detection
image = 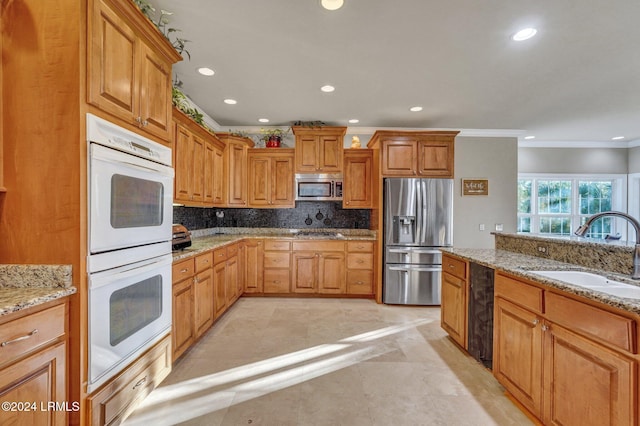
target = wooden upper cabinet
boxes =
[87,0,181,143]
[292,126,346,173]
[172,109,225,206]
[367,131,458,178]
[248,149,295,208]
[217,133,255,207]
[343,149,373,208]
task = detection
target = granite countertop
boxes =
[442,247,640,316]
[173,228,377,261]
[0,265,77,316]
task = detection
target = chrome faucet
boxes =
[574,211,640,279]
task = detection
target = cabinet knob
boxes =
[532,319,539,326]
[541,324,549,332]
[346,201,350,205]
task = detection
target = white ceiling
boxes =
[152,0,640,144]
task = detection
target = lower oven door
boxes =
[89,142,174,254]
[88,254,172,393]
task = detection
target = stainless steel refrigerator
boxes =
[383,178,453,305]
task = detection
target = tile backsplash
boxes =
[174,202,370,231]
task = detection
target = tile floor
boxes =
[124,298,532,426]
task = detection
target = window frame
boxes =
[517,173,628,239]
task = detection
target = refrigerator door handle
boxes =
[388,248,442,254]
[388,266,442,272]
[421,179,428,242]
[415,179,422,245]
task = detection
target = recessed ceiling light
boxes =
[512,28,537,41]
[223,99,237,105]
[409,106,423,112]
[524,136,536,140]
[612,136,625,140]
[197,67,215,76]
[321,0,344,11]
[258,118,270,123]
[321,85,335,93]
[348,119,359,124]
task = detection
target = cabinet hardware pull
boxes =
[142,119,149,127]
[532,319,539,326]
[357,260,364,264]
[1,329,38,347]
[541,324,549,332]
[180,268,188,273]
[273,280,280,284]
[133,376,147,390]
[135,116,142,124]
[448,264,455,268]
[357,281,364,284]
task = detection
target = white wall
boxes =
[519,147,628,174]
[453,137,518,248]
[629,147,640,173]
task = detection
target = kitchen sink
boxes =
[529,270,640,299]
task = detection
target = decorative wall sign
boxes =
[462,179,489,196]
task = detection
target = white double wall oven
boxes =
[86,113,174,393]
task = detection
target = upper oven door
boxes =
[89,143,174,254]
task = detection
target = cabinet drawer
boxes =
[172,258,194,283]
[442,255,466,280]
[195,252,213,273]
[495,273,544,314]
[347,253,373,270]
[346,270,373,294]
[263,269,290,293]
[226,243,239,258]
[213,247,228,264]
[0,303,66,366]
[546,292,637,354]
[293,241,345,252]
[264,240,291,251]
[347,241,374,253]
[264,252,290,268]
[89,335,171,426]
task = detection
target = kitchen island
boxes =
[440,233,640,426]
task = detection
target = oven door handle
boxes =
[91,144,174,177]
[88,254,173,290]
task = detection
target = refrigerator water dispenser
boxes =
[392,215,415,244]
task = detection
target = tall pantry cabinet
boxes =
[0,0,181,424]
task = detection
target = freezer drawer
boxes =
[384,264,441,305]
[385,246,442,265]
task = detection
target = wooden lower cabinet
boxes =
[441,272,468,349]
[172,258,195,361]
[194,253,214,338]
[213,258,227,318]
[493,272,638,425]
[263,240,291,293]
[243,240,264,293]
[88,334,171,426]
[0,301,68,426]
[345,241,374,295]
[291,241,346,294]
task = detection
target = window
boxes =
[517,174,626,239]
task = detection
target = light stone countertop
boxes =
[173,228,376,262]
[441,247,640,316]
[0,264,76,316]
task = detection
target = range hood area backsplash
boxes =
[173,202,370,231]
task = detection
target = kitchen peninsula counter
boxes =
[441,246,640,316]
[0,264,76,316]
[172,228,377,262]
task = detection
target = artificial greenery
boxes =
[260,128,290,142]
[132,0,191,59]
[292,120,327,128]
[172,87,213,133]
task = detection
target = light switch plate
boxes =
[495,223,504,231]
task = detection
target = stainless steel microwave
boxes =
[295,173,343,201]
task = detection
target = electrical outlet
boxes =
[495,223,504,231]
[537,245,549,255]
[479,223,485,231]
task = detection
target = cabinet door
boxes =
[248,155,271,207]
[191,134,205,203]
[138,42,172,141]
[271,155,294,207]
[292,252,318,293]
[212,144,225,206]
[194,269,214,338]
[381,140,418,176]
[244,240,264,293]
[318,135,343,172]
[203,141,216,205]
[440,272,467,348]
[295,135,319,172]
[343,150,373,208]
[213,262,227,318]
[318,251,346,294]
[172,278,194,360]
[544,323,636,426]
[227,142,247,206]
[493,297,544,418]
[0,342,67,426]
[174,123,193,202]
[417,139,453,177]
[226,255,239,305]
[88,0,138,125]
